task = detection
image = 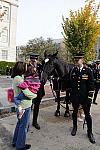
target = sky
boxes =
[16,0,100,46]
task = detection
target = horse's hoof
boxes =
[55,111,60,116]
[64,112,70,117]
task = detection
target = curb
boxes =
[0,106,16,114]
[0,95,66,114]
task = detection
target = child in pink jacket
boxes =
[14,65,41,118]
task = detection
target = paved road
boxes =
[0,76,12,88]
[0,76,100,150]
[0,76,65,107]
[0,94,100,150]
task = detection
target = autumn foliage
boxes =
[62,0,100,62]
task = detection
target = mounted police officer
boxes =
[93,60,100,105]
[29,52,45,130]
[69,53,95,144]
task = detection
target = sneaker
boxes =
[17,144,31,150]
[12,143,16,147]
[77,117,84,122]
[25,144,31,149]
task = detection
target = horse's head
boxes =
[41,51,58,84]
[41,51,68,84]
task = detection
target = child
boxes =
[14,65,41,119]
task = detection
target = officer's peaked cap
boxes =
[74,52,84,59]
[30,52,39,59]
[95,60,100,64]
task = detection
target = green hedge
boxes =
[0,61,15,75]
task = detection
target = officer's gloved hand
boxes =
[88,91,94,103]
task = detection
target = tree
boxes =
[62,0,100,62]
[20,37,60,62]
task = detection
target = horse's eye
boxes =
[45,58,49,63]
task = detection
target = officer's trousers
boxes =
[93,82,100,103]
[72,101,92,133]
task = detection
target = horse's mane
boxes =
[42,54,74,82]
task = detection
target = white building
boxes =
[0,0,18,62]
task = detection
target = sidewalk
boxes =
[0,94,100,150]
[0,77,65,114]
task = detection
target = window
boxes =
[3,6,9,21]
[0,28,8,43]
[2,28,8,42]
[2,50,8,60]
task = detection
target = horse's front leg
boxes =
[55,91,60,116]
[64,90,70,117]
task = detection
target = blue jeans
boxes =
[12,107,31,149]
[14,92,29,105]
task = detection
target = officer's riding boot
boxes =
[71,113,77,136]
[32,104,40,130]
[86,116,95,144]
[87,131,95,144]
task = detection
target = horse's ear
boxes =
[52,51,58,57]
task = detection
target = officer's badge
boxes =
[82,74,88,80]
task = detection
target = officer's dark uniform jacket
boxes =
[92,65,100,103]
[93,67,100,84]
[69,65,94,103]
[28,62,45,101]
[28,63,42,79]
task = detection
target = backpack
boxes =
[7,88,14,103]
